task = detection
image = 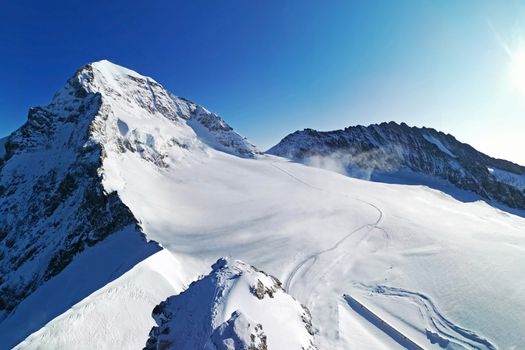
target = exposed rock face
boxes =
[0,69,139,316]
[145,258,316,350]
[0,60,258,318]
[268,122,525,210]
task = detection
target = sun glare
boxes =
[509,47,525,95]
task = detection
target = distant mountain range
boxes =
[269,122,525,211]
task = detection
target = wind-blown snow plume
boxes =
[304,147,403,180]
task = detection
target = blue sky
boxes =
[1,1,525,164]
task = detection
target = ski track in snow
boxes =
[270,162,394,347]
[357,284,498,350]
[270,162,386,293]
[271,162,496,350]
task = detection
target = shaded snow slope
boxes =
[3,228,160,349]
[145,258,315,350]
[268,122,525,212]
[13,249,188,350]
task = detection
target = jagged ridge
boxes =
[268,121,525,210]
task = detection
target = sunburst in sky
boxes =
[1,1,525,165]
[508,41,525,95]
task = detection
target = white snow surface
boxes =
[5,61,525,350]
[107,146,525,349]
[13,249,188,350]
[79,60,258,160]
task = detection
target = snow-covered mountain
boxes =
[0,60,257,347]
[1,61,525,350]
[268,122,525,212]
[145,257,315,350]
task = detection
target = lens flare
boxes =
[509,47,525,94]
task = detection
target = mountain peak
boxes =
[0,60,258,321]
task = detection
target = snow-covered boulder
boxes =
[144,257,316,350]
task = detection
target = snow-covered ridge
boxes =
[72,60,258,160]
[268,122,525,211]
[145,257,316,350]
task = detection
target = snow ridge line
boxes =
[357,284,498,350]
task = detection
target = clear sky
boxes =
[1,1,525,164]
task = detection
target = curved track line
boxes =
[269,162,386,293]
[357,284,498,350]
[270,161,496,350]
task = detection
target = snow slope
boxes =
[422,133,456,158]
[3,61,525,350]
[11,249,189,350]
[104,147,525,349]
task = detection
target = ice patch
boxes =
[423,134,456,158]
[117,119,129,136]
[488,167,525,191]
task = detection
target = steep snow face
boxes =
[76,60,258,161]
[75,61,258,191]
[422,134,456,158]
[268,122,525,212]
[145,257,316,350]
[0,70,142,320]
[0,60,257,346]
[12,249,188,350]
